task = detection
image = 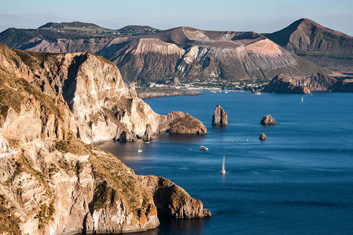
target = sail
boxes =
[221,155,226,174]
[222,155,225,171]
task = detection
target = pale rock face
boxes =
[0,44,210,234]
[0,132,13,155]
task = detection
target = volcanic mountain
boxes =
[266,18,353,71]
[0,21,328,83]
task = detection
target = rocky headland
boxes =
[212,105,228,126]
[263,73,353,93]
[0,43,209,234]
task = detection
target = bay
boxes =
[99,91,353,235]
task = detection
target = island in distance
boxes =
[1,18,353,93]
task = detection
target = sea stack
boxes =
[260,115,277,125]
[212,105,228,126]
[259,133,266,141]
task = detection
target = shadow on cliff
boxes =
[62,54,88,110]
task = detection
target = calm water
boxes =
[99,91,353,235]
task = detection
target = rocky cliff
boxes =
[263,73,353,93]
[138,176,211,219]
[0,43,210,234]
[0,22,328,84]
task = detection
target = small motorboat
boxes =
[138,143,143,153]
[199,146,208,151]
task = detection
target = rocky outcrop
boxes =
[260,115,277,125]
[212,105,228,126]
[259,133,266,141]
[263,73,353,93]
[0,43,209,234]
[164,112,207,135]
[138,176,211,219]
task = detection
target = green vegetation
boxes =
[54,136,92,155]
[0,84,23,124]
[93,181,116,210]
[0,194,21,235]
[34,202,55,229]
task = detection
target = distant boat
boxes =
[199,146,208,151]
[221,155,226,175]
[254,91,261,95]
[246,139,249,142]
[138,143,143,153]
[301,96,304,102]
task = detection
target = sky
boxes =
[1,0,352,35]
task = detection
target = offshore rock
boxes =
[166,112,207,135]
[138,176,211,219]
[260,115,277,125]
[259,133,266,141]
[212,104,228,126]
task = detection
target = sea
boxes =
[98,91,353,235]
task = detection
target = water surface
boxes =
[99,91,353,235]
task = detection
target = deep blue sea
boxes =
[99,91,353,235]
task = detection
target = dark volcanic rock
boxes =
[263,73,353,93]
[138,176,211,219]
[260,115,277,125]
[263,74,310,94]
[259,133,266,141]
[212,105,228,126]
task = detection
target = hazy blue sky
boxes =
[1,0,352,35]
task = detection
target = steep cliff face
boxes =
[0,43,210,234]
[138,176,211,219]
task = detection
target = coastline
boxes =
[136,87,201,99]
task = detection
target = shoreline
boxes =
[137,88,201,99]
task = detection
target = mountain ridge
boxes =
[1,19,346,83]
[266,18,353,70]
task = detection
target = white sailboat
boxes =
[138,143,143,153]
[221,155,226,175]
[301,96,304,102]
